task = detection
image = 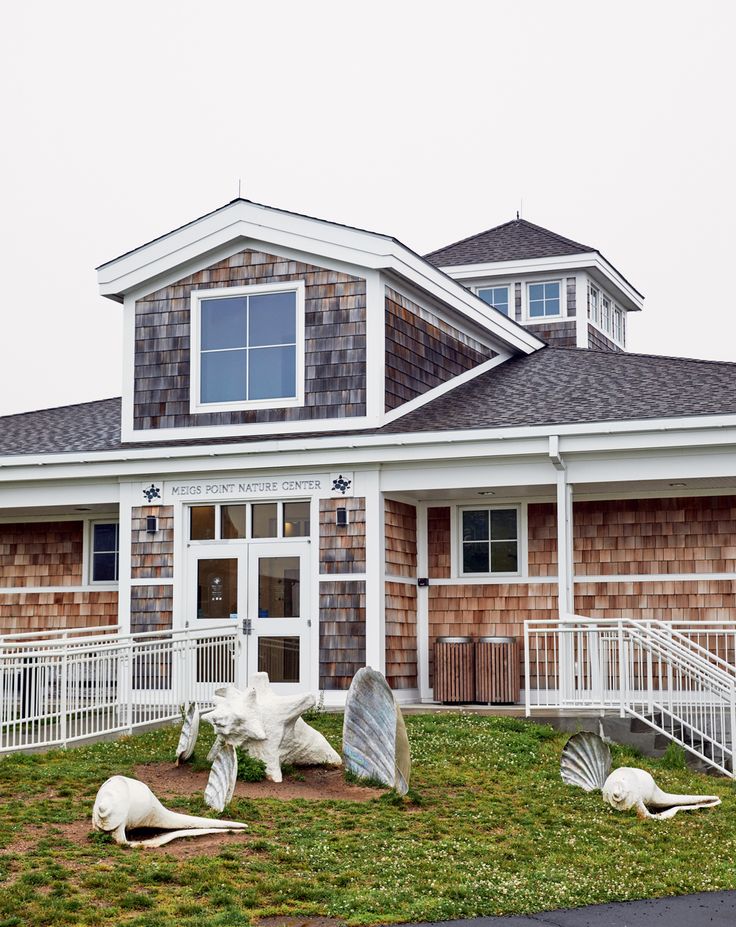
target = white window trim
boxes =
[88,519,120,585]
[189,280,306,415]
[526,279,563,321]
[455,504,523,578]
[187,500,311,544]
[474,283,511,318]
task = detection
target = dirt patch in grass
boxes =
[134,762,384,802]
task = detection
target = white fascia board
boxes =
[2,414,736,484]
[442,253,644,312]
[97,200,544,355]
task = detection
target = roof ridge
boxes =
[424,216,592,260]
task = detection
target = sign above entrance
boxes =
[145,472,355,505]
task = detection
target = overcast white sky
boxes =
[0,0,734,417]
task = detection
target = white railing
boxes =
[524,616,736,777]
[0,624,239,753]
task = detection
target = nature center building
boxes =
[1,198,735,706]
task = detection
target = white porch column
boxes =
[117,480,136,635]
[363,468,385,672]
[416,501,431,701]
[550,436,574,618]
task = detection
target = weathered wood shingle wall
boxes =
[385,287,496,411]
[319,580,366,690]
[134,249,366,430]
[0,591,118,635]
[0,522,83,587]
[525,321,577,348]
[131,506,174,579]
[131,584,173,634]
[385,500,417,689]
[319,498,366,573]
[319,497,367,689]
[587,324,622,352]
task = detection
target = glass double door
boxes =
[190,541,310,692]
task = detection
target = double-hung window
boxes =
[91,522,119,583]
[477,285,510,316]
[191,282,304,412]
[528,281,561,318]
[459,507,519,575]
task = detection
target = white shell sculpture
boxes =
[561,732,721,819]
[204,743,238,813]
[175,702,200,766]
[200,673,341,786]
[343,666,411,794]
[92,775,247,847]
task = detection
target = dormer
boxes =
[97,199,544,444]
[425,218,643,352]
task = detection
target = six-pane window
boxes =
[477,286,510,316]
[92,523,119,582]
[200,290,297,404]
[461,508,519,574]
[528,281,560,318]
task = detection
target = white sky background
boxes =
[0,0,733,417]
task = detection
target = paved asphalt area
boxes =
[402,891,736,926]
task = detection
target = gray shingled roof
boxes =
[424,218,594,266]
[382,348,736,433]
[1,349,735,457]
[0,398,122,456]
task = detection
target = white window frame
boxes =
[456,504,522,578]
[526,279,563,320]
[88,519,120,585]
[189,281,306,415]
[474,284,511,317]
[188,501,311,544]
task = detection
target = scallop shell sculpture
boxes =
[175,702,200,766]
[560,732,721,819]
[560,731,612,792]
[342,666,411,795]
[204,743,238,813]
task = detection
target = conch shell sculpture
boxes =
[560,731,721,819]
[92,775,247,847]
[175,702,200,766]
[182,672,340,809]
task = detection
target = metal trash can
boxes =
[434,636,474,703]
[475,636,520,704]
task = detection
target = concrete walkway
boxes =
[402,891,736,926]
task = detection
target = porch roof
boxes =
[1,348,735,457]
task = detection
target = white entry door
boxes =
[245,542,311,694]
[187,541,311,694]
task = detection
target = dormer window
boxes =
[190,282,305,413]
[528,281,561,318]
[477,285,509,316]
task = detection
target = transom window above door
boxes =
[190,282,305,413]
[189,501,311,541]
[476,285,510,316]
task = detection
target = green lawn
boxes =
[0,713,735,926]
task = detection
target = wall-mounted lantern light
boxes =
[146,515,158,534]
[336,507,349,527]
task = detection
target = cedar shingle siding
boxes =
[384,287,495,411]
[131,584,173,634]
[319,581,366,690]
[0,522,83,587]
[525,321,577,348]
[0,592,118,636]
[134,248,366,430]
[587,324,622,352]
[131,506,174,579]
[385,500,418,689]
[319,498,366,574]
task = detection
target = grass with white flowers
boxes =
[0,713,734,926]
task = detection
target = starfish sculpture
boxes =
[192,673,341,809]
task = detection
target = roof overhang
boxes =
[439,252,644,312]
[96,199,545,355]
